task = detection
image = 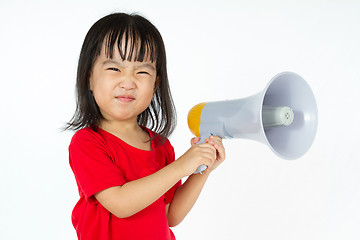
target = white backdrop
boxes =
[1,0,359,239]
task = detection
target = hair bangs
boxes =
[104,25,158,64]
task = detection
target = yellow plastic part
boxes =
[187,102,207,137]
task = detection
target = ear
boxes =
[154,76,160,92]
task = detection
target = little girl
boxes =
[66,12,225,240]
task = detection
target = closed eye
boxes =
[108,67,120,72]
[137,71,150,75]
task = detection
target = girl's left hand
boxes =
[191,135,226,173]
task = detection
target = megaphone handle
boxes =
[193,133,212,174]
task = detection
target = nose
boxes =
[119,75,136,90]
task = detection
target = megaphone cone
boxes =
[188,72,318,173]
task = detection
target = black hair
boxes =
[65,13,176,139]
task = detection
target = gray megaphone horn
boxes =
[188,72,318,173]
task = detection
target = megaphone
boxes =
[188,72,318,173]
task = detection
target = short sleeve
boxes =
[163,142,182,204]
[69,129,126,203]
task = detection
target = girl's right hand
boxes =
[176,137,217,176]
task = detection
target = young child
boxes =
[66,12,225,240]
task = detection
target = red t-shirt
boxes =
[69,127,181,240]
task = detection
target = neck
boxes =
[100,118,138,133]
[99,119,150,142]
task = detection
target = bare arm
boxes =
[94,140,218,218]
[166,136,226,227]
[166,171,209,227]
[95,161,183,218]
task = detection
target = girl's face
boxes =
[90,43,158,126]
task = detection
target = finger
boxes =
[207,137,225,161]
[210,135,222,142]
[201,153,217,167]
[206,138,223,152]
[194,144,217,159]
[199,142,217,151]
[204,145,218,161]
[205,136,220,145]
[213,143,226,161]
[191,137,201,146]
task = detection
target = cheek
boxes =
[91,82,112,106]
[144,89,155,105]
[141,84,156,106]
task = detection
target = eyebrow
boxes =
[102,59,156,71]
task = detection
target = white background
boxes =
[1,0,359,239]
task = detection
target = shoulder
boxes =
[69,127,107,149]
[69,127,114,167]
